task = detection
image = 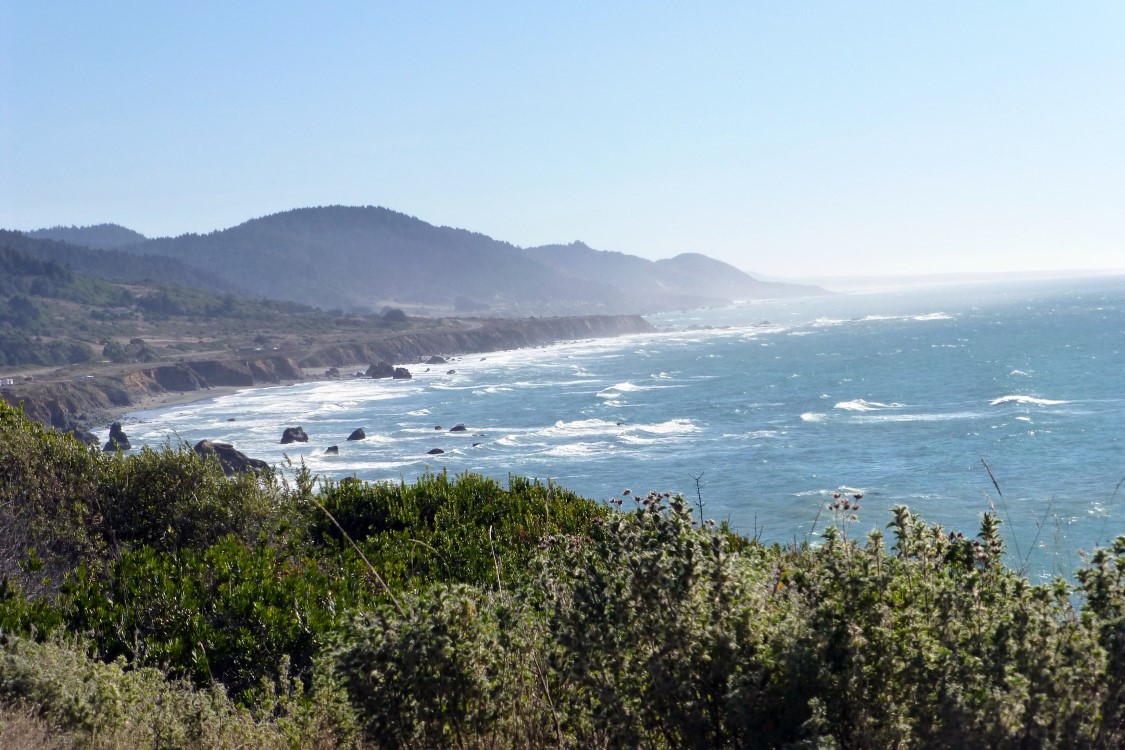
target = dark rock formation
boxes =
[392,367,412,380]
[280,426,308,444]
[347,428,366,441]
[426,448,444,455]
[446,369,456,375]
[194,439,269,476]
[325,445,339,455]
[434,425,442,430]
[103,422,131,451]
[66,426,99,446]
[450,423,467,432]
[426,355,447,364]
[325,366,340,377]
[366,362,395,378]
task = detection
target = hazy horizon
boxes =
[3,3,1124,279]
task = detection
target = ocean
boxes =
[106,275,1125,580]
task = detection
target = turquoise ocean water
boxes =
[106,276,1125,579]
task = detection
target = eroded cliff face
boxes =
[0,316,654,431]
[299,315,655,368]
[1,355,303,432]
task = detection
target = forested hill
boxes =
[25,223,148,249]
[76,205,825,315]
[1,231,243,296]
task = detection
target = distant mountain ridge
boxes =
[22,206,825,314]
[26,223,148,249]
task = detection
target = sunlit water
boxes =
[107,276,1125,580]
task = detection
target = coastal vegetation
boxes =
[3,399,1125,748]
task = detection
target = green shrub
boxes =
[315,472,605,590]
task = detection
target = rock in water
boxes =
[347,428,366,441]
[393,367,412,379]
[366,362,395,378]
[450,423,467,432]
[280,426,309,444]
[194,440,269,476]
[426,355,447,364]
[325,445,339,455]
[427,448,444,455]
[103,422,132,451]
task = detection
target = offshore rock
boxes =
[347,428,366,441]
[426,448,444,455]
[366,362,395,378]
[194,439,269,476]
[450,423,467,432]
[325,445,339,455]
[426,355,447,364]
[392,367,412,379]
[280,426,308,444]
[103,422,131,451]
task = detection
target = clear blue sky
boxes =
[2,2,1124,277]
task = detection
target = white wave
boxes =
[801,413,827,422]
[606,381,643,393]
[542,441,615,458]
[473,385,513,395]
[629,418,700,435]
[912,312,953,321]
[852,411,982,423]
[406,408,431,416]
[812,317,845,327]
[543,419,623,437]
[1009,370,1031,377]
[834,399,906,412]
[990,395,1069,406]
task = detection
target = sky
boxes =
[2,2,1124,279]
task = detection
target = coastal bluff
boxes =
[1,315,653,433]
[297,314,654,368]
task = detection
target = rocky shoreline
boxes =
[1,315,654,437]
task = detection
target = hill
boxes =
[84,206,825,314]
[25,222,148,249]
[1,230,243,296]
[531,242,822,307]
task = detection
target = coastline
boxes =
[2,314,656,437]
[106,366,335,428]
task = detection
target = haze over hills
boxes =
[21,206,826,315]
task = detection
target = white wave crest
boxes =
[912,312,953,321]
[543,419,622,437]
[542,441,614,458]
[990,395,1069,406]
[834,399,906,412]
[801,412,827,422]
[629,418,699,435]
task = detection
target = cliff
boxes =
[1,315,654,432]
[298,315,655,368]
